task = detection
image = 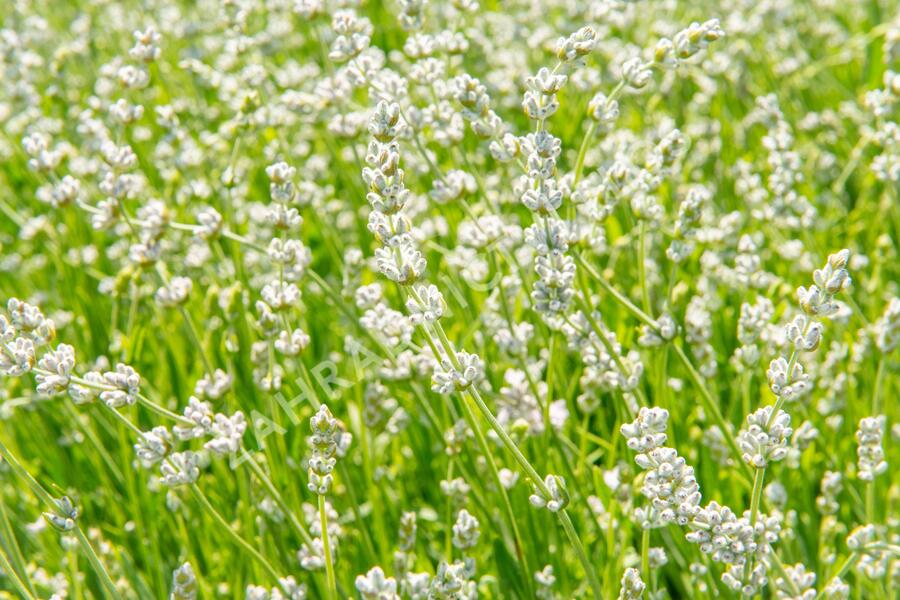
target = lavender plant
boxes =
[0,1,897,599]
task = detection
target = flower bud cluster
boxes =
[855,415,887,481]
[846,524,890,579]
[161,451,200,487]
[685,295,717,377]
[765,249,851,405]
[621,408,701,527]
[355,566,399,600]
[246,576,306,600]
[667,186,709,263]
[616,568,645,600]
[732,298,774,370]
[529,474,569,512]
[43,496,79,532]
[451,508,480,550]
[573,314,645,395]
[873,297,900,353]
[365,101,428,286]
[638,313,677,347]
[816,471,842,515]
[747,95,815,230]
[865,70,899,183]
[798,250,851,318]
[427,559,476,599]
[170,562,197,600]
[307,404,343,495]
[772,563,816,600]
[737,406,793,468]
[431,351,483,394]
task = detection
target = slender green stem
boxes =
[748,468,766,526]
[573,252,657,328]
[465,386,601,599]
[672,344,754,482]
[743,467,766,585]
[72,527,120,599]
[136,394,194,426]
[0,544,35,600]
[767,551,801,597]
[416,315,534,594]
[641,527,651,589]
[557,510,601,600]
[0,439,62,509]
[178,305,214,375]
[319,494,337,600]
[0,496,37,597]
[189,485,285,588]
[242,451,314,547]
[421,314,600,599]
[459,391,535,599]
[444,459,455,560]
[638,221,651,314]
[872,357,885,415]
[573,121,597,185]
[0,441,119,598]
[866,480,876,524]
[814,554,859,600]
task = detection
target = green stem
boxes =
[767,551,801,597]
[136,394,194,426]
[672,344,754,482]
[466,386,601,599]
[0,441,120,599]
[638,221,651,314]
[319,494,337,600]
[743,467,766,585]
[422,315,600,598]
[641,527,651,589]
[242,452,314,547]
[573,252,657,328]
[178,305,214,376]
[573,121,597,185]
[189,485,284,589]
[814,554,859,600]
[0,496,37,597]
[417,314,534,594]
[748,468,766,526]
[557,510,601,600]
[72,527,120,599]
[867,481,875,524]
[872,357,885,415]
[459,391,535,599]
[0,544,35,600]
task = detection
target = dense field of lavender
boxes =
[0,1,898,598]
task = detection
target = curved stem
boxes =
[0,544,35,600]
[767,551,801,597]
[189,485,284,589]
[0,497,37,597]
[72,527,121,599]
[573,252,657,328]
[422,317,601,599]
[814,553,859,600]
[672,344,754,482]
[242,452,314,547]
[0,440,119,598]
[459,391,535,599]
